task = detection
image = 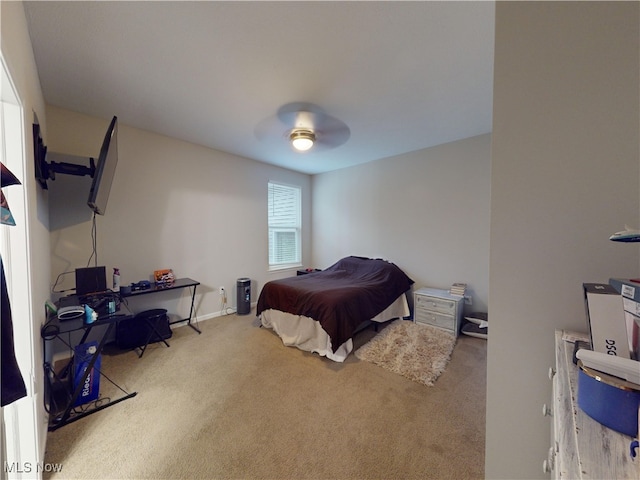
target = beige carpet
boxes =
[42,313,487,479]
[354,320,456,386]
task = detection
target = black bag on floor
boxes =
[116,308,172,350]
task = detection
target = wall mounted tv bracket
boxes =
[33,123,96,189]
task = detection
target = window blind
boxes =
[268,182,301,267]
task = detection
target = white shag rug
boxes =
[355,320,456,386]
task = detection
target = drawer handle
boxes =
[542,445,555,474]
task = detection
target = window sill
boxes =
[268,264,302,273]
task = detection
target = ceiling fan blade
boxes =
[314,115,350,148]
[254,115,286,142]
[255,102,350,151]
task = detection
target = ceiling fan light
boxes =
[290,130,315,151]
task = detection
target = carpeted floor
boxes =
[43,313,487,479]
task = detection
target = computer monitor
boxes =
[75,266,107,296]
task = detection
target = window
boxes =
[268,182,301,269]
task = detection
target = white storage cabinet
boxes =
[413,287,464,337]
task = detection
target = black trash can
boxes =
[237,278,251,315]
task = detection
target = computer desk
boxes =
[41,301,137,431]
[41,278,200,430]
[120,277,201,334]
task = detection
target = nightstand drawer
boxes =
[415,294,456,315]
[415,310,455,331]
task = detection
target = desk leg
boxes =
[55,323,111,425]
[49,322,137,430]
[168,285,201,334]
[136,318,171,358]
[49,391,137,432]
[57,326,93,379]
[187,285,201,334]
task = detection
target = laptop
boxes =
[75,266,108,296]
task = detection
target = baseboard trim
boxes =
[172,302,257,328]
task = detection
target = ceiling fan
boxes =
[255,102,350,153]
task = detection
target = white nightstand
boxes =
[413,287,464,337]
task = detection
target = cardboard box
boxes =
[624,311,640,360]
[583,283,630,358]
[154,268,175,285]
[609,278,640,302]
[72,341,101,407]
[621,297,640,316]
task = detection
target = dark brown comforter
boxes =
[256,256,414,352]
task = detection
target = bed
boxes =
[257,256,414,362]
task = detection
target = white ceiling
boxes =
[23,1,495,175]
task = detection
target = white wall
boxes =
[487,2,639,478]
[46,106,311,320]
[312,134,491,312]
[1,0,51,467]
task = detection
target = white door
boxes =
[1,54,42,479]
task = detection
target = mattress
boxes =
[260,293,410,362]
[256,256,415,352]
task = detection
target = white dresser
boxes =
[413,287,464,337]
[547,330,639,478]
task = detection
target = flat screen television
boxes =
[33,122,49,189]
[87,116,118,215]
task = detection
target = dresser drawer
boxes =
[415,310,455,331]
[415,294,456,315]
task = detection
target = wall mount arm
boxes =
[35,148,95,190]
[46,152,96,180]
[33,122,95,190]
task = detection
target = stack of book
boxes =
[450,282,467,296]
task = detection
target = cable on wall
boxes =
[86,212,98,267]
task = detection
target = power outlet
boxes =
[464,295,472,306]
[219,286,225,295]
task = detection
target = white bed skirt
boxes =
[259,294,411,362]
